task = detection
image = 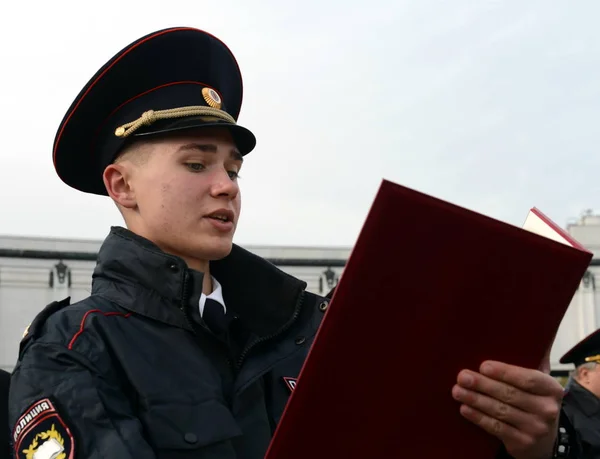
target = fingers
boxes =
[455,369,561,419]
[478,361,563,398]
[452,384,552,433]
[458,404,542,452]
[453,360,562,459]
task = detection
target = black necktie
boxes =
[203,298,229,336]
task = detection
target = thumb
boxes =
[538,338,553,375]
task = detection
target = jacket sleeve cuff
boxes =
[552,407,581,458]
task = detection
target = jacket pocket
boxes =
[142,398,243,452]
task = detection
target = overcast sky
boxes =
[0,0,599,247]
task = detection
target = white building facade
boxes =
[1,213,600,374]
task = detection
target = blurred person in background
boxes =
[559,330,600,458]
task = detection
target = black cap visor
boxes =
[131,116,256,155]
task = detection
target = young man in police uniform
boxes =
[7,27,579,458]
[559,329,600,458]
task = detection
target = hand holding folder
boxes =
[265,180,592,459]
[452,359,564,459]
[452,208,581,459]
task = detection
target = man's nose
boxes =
[210,169,239,198]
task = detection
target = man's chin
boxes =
[199,240,234,261]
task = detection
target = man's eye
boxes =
[228,170,240,180]
[186,163,205,172]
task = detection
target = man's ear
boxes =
[103,163,137,209]
[577,366,590,383]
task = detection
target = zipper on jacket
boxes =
[235,290,306,371]
[179,270,198,332]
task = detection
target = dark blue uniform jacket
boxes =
[8,226,328,458]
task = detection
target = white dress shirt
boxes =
[199,275,226,317]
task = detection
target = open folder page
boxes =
[265,179,592,459]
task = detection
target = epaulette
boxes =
[19,297,71,353]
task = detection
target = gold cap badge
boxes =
[202,87,222,109]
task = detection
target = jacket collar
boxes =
[565,379,600,416]
[92,226,307,336]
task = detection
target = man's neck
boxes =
[202,267,213,295]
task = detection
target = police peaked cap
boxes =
[560,328,600,367]
[52,27,256,195]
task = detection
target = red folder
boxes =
[265,179,592,459]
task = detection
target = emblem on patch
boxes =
[202,87,222,109]
[13,398,74,459]
[283,377,297,392]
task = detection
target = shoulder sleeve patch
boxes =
[13,398,75,459]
